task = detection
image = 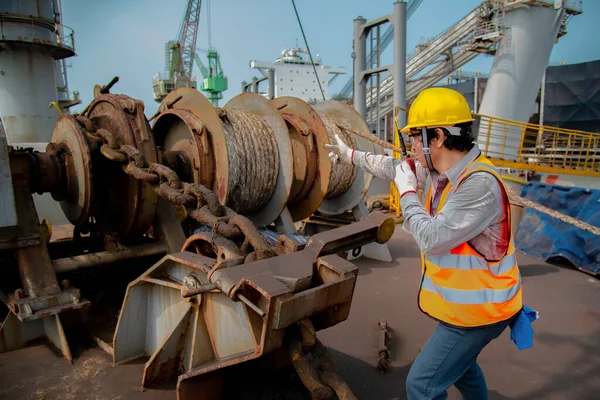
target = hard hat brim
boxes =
[400,117,475,133]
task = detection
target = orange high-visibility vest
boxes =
[419,155,522,328]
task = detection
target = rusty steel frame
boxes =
[0,150,90,360]
[52,241,167,273]
[110,212,393,398]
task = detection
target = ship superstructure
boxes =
[248,46,347,103]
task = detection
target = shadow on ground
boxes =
[519,263,560,277]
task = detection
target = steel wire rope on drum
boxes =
[321,117,358,198]
[217,108,279,214]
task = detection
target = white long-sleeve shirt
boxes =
[352,146,510,260]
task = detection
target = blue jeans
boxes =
[406,318,512,400]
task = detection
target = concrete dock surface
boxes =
[0,230,598,400]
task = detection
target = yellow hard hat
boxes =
[401,87,474,132]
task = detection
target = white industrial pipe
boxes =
[477,3,565,160]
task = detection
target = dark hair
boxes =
[425,122,474,152]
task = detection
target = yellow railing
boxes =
[389,117,403,217]
[388,112,600,213]
[476,113,600,177]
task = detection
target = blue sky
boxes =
[62,0,599,116]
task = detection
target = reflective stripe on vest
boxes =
[421,276,521,305]
[418,154,522,328]
[425,252,516,276]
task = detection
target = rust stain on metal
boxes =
[154,182,195,206]
[228,215,276,260]
[274,276,356,330]
[288,335,333,400]
[122,163,159,184]
[182,232,243,259]
[188,207,242,239]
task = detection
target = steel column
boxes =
[353,17,367,118]
[474,76,479,113]
[268,69,275,100]
[539,70,546,127]
[536,70,547,148]
[376,25,381,140]
[393,1,407,129]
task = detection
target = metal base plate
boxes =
[0,312,73,361]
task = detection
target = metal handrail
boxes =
[476,114,600,173]
[0,13,75,51]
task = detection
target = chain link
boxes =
[84,119,277,261]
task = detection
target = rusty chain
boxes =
[289,319,358,400]
[76,116,276,262]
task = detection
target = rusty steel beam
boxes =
[52,241,167,273]
[109,210,393,397]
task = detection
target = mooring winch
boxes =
[0,79,394,399]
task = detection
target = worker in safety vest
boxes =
[326,87,535,400]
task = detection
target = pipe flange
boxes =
[157,88,230,206]
[153,109,215,188]
[86,94,159,236]
[271,97,332,222]
[51,115,93,226]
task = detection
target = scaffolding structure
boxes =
[359,0,582,141]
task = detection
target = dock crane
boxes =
[194,49,227,107]
[152,0,228,106]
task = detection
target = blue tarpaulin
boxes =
[515,182,600,275]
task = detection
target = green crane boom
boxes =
[195,50,227,107]
[152,0,227,106]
